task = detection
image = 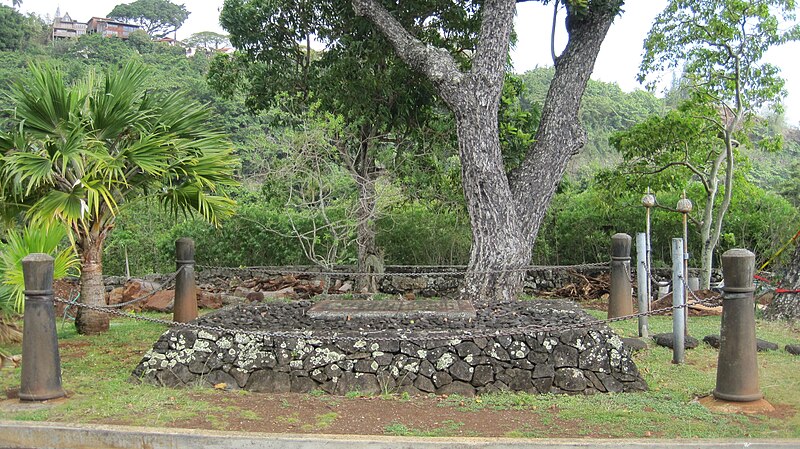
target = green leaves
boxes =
[0,60,238,240]
[107,0,190,39]
[0,223,79,314]
[640,0,799,114]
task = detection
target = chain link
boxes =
[195,262,611,278]
[54,292,719,342]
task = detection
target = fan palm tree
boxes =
[0,223,80,344]
[0,62,237,334]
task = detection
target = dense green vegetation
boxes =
[0,13,797,284]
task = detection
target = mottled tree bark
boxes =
[346,126,383,293]
[764,242,800,321]
[353,0,622,302]
[75,231,110,335]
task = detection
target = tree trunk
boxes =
[75,233,110,335]
[349,126,383,294]
[699,240,714,289]
[764,242,800,321]
[699,186,716,290]
[355,176,382,293]
[455,109,529,302]
[353,0,622,302]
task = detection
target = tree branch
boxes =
[653,203,702,228]
[351,0,465,104]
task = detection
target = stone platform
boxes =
[132,298,647,396]
[307,299,476,320]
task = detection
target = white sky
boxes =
[17,0,800,125]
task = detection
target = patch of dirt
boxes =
[154,392,609,437]
[761,402,797,420]
[697,395,797,421]
[59,340,92,358]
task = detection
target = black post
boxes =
[609,233,633,318]
[713,248,761,402]
[173,238,197,323]
[19,253,66,402]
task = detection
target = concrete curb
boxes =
[1,421,799,449]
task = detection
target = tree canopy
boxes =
[108,0,190,38]
[185,31,230,49]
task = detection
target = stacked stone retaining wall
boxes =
[132,300,647,396]
[107,265,720,298]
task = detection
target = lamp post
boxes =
[641,189,656,306]
[676,192,693,335]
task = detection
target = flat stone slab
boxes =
[621,337,648,352]
[652,333,699,349]
[703,335,779,352]
[306,299,476,320]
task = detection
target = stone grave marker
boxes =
[307,298,476,320]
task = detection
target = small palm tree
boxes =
[0,224,79,344]
[0,62,237,334]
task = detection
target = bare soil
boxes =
[142,392,608,437]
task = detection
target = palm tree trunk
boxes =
[75,234,110,335]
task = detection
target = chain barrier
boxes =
[195,262,611,278]
[59,267,184,319]
[53,293,719,342]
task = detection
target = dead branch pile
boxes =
[538,271,611,301]
[238,275,327,297]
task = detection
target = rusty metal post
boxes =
[608,233,633,318]
[714,248,762,402]
[19,253,66,402]
[173,237,197,323]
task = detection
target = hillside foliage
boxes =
[0,20,797,282]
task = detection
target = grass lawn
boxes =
[1,305,798,438]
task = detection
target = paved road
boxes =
[1,421,799,449]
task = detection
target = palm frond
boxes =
[159,183,236,226]
[0,223,79,314]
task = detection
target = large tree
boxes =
[108,0,190,38]
[0,62,237,334]
[185,31,230,50]
[215,0,478,292]
[352,0,623,301]
[638,0,800,288]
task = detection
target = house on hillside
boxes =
[51,9,87,39]
[86,17,140,39]
[50,10,140,41]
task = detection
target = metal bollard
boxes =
[608,233,633,318]
[671,238,685,364]
[173,238,197,323]
[713,249,762,402]
[19,254,66,402]
[635,233,649,338]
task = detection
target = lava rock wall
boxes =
[132,326,647,396]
